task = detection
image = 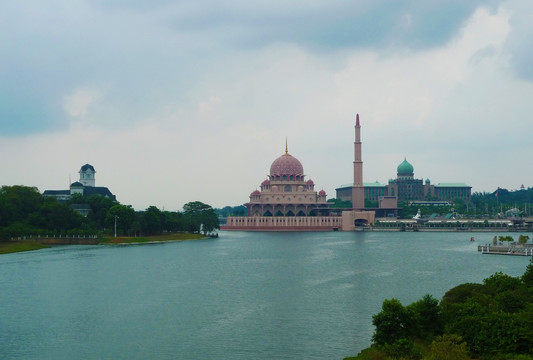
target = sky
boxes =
[1,0,533,211]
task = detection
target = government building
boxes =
[223,115,375,231]
[336,158,471,204]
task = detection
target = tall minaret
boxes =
[352,114,365,210]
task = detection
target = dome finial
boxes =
[285,137,288,155]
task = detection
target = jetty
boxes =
[478,244,533,256]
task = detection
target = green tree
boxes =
[106,204,136,236]
[522,258,533,288]
[143,206,162,235]
[183,201,219,235]
[0,185,42,227]
[424,334,469,360]
[518,235,529,244]
[372,298,414,345]
[28,198,83,232]
[407,294,443,340]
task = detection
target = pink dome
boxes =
[250,190,260,196]
[261,179,271,186]
[270,153,304,176]
[319,189,326,196]
[306,179,314,185]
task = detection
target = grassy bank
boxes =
[98,232,208,244]
[0,233,209,255]
[0,241,51,255]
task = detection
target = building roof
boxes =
[435,183,471,188]
[397,158,414,175]
[336,181,386,190]
[270,153,304,176]
[83,186,116,199]
[70,181,84,187]
[80,164,95,172]
[43,190,70,196]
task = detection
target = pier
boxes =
[478,244,533,256]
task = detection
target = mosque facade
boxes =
[223,115,375,231]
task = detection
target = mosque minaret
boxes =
[352,114,365,211]
[223,114,375,231]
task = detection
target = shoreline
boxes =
[0,233,209,255]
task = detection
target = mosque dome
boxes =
[397,158,414,175]
[319,189,326,196]
[306,179,314,185]
[270,153,304,176]
[261,179,271,186]
[250,190,260,196]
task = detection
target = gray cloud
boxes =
[0,0,505,137]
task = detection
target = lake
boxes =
[0,231,530,360]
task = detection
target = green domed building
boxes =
[397,158,414,178]
[391,158,423,200]
[336,157,472,206]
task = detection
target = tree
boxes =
[522,258,533,288]
[0,185,43,227]
[143,206,162,235]
[372,298,414,345]
[407,294,443,340]
[105,204,136,236]
[182,201,219,235]
[424,334,469,360]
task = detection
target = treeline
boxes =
[215,205,247,217]
[347,260,533,360]
[0,185,219,240]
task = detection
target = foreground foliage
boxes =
[346,258,533,360]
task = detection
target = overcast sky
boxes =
[2,0,532,211]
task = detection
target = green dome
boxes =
[397,158,414,175]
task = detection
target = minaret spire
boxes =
[352,113,365,210]
[285,137,288,154]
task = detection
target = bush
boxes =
[423,334,469,360]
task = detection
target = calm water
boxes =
[0,231,530,360]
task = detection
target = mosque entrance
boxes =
[354,219,368,227]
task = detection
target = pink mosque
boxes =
[223,115,375,231]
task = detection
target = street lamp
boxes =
[114,215,119,238]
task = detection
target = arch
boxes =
[354,219,368,227]
[296,210,306,217]
[274,210,283,217]
[286,210,295,217]
[263,210,273,217]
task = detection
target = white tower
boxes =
[79,164,96,187]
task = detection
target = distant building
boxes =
[336,158,471,204]
[43,164,116,215]
[244,142,331,218]
[224,114,375,231]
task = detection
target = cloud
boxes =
[0,0,504,137]
[1,1,533,209]
[63,89,103,118]
[503,0,533,81]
